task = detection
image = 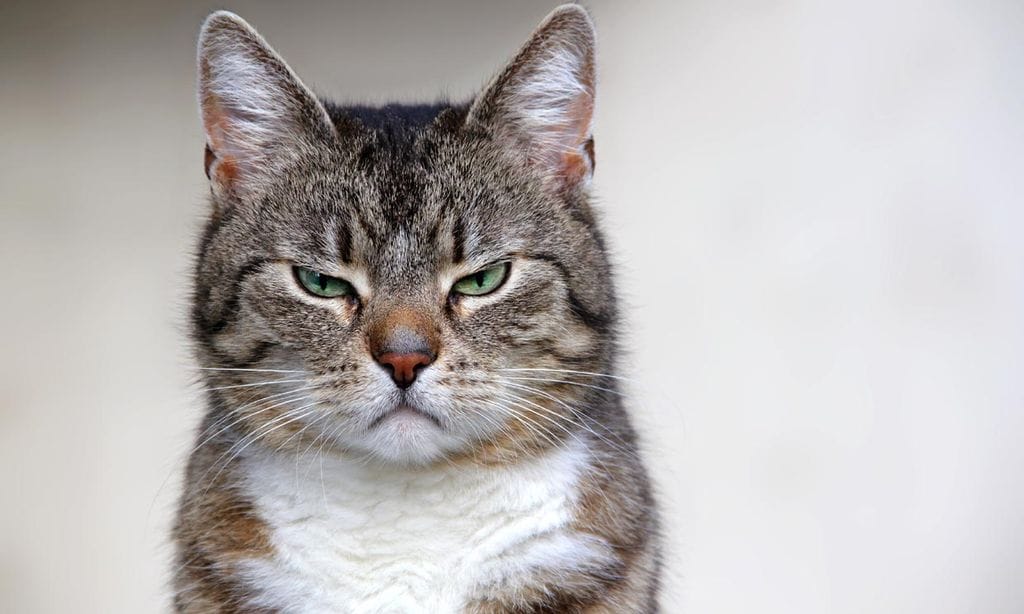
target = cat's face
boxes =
[193,8,614,465]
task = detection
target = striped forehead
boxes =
[328,198,459,282]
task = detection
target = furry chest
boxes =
[236,442,598,613]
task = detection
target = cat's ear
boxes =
[466,4,596,194]
[197,11,335,200]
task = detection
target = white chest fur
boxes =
[235,440,606,613]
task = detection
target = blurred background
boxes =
[2,0,1023,612]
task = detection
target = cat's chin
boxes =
[336,404,468,467]
[369,403,443,430]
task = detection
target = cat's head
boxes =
[192,5,618,466]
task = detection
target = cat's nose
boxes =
[368,309,440,389]
[374,350,434,389]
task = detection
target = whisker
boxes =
[190,389,318,456]
[493,390,611,455]
[205,378,306,392]
[501,375,625,397]
[478,397,565,451]
[461,403,532,460]
[498,367,634,383]
[500,380,642,461]
[195,385,318,436]
[147,384,317,528]
[195,367,305,374]
[199,401,322,496]
[500,367,686,459]
[486,393,626,494]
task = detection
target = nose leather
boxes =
[375,351,434,389]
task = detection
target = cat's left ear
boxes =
[466,4,596,195]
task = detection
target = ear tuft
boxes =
[468,4,597,194]
[197,11,334,199]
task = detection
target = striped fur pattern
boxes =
[174,5,661,612]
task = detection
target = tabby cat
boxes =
[173,5,661,612]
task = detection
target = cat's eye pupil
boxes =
[474,271,485,287]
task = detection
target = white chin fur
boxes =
[336,409,468,466]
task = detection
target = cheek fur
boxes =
[246,273,360,346]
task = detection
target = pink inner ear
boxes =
[559,150,589,187]
[202,98,242,186]
[211,154,240,186]
[540,92,594,189]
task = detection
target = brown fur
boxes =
[173,435,274,613]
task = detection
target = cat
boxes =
[173,5,662,612]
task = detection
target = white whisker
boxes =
[498,367,634,383]
[191,389,318,456]
[199,401,322,496]
[501,375,624,397]
[196,367,305,374]
[500,380,642,462]
[206,378,306,392]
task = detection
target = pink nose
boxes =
[375,351,434,389]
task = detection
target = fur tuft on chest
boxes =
[234,440,615,613]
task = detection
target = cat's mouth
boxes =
[369,403,443,429]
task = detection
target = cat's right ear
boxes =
[197,11,335,203]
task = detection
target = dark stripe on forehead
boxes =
[336,218,352,263]
[424,216,441,251]
[451,215,466,263]
[352,202,380,244]
[339,184,381,245]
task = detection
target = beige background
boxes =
[2,0,1023,612]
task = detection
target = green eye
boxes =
[295,266,355,299]
[452,262,510,296]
